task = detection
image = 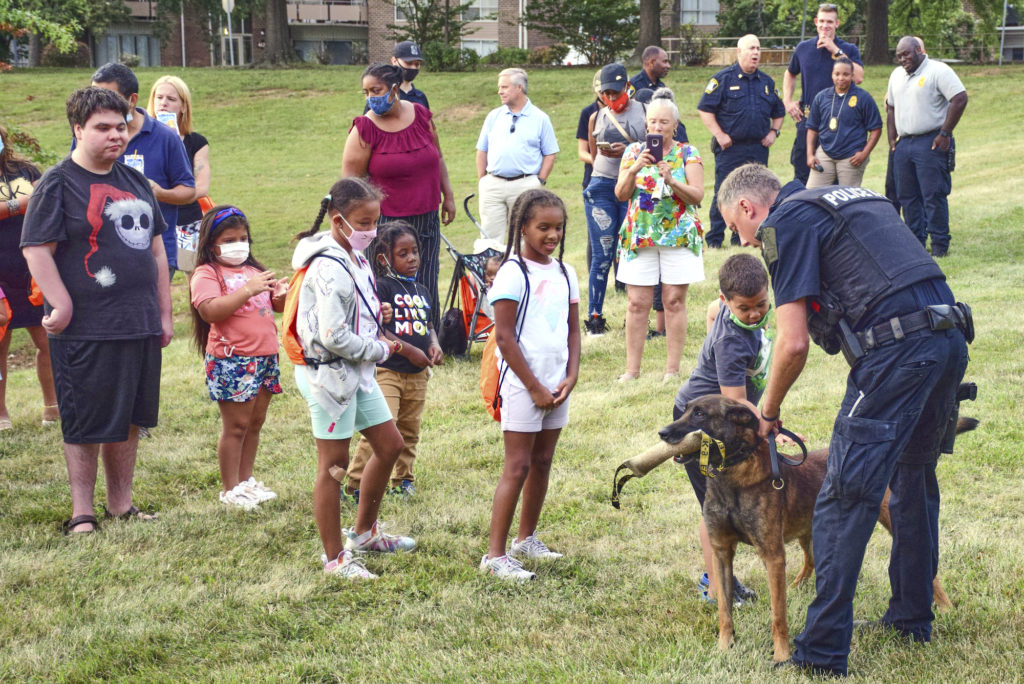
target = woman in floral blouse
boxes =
[614,88,705,383]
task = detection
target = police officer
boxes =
[717,163,971,676]
[698,35,784,248]
[782,2,864,185]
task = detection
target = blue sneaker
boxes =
[340,488,359,506]
[698,572,756,606]
[389,479,415,498]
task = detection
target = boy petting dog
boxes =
[672,254,772,604]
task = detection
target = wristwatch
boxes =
[833,49,845,58]
[771,128,781,136]
[538,177,547,185]
[939,130,952,138]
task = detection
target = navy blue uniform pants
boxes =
[792,327,968,676]
[708,141,770,247]
[790,120,811,185]
[892,135,953,253]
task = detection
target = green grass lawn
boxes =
[1,64,1023,681]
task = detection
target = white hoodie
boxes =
[291,232,390,421]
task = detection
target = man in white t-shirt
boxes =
[886,36,968,257]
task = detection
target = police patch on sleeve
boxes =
[758,226,779,266]
[849,95,858,107]
[705,78,719,94]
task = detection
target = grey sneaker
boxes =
[509,534,563,560]
[479,554,536,582]
[343,521,416,553]
[322,550,377,580]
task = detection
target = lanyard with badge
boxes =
[124,150,145,173]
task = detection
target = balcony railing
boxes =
[288,0,367,24]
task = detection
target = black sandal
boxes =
[62,514,99,535]
[103,504,158,522]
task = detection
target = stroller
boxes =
[437,195,504,357]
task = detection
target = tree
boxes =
[259,0,292,64]
[863,0,888,64]
[520,0,638,65]
[384,0,475,48]
[632,0,661,63]
[1,0,86,62]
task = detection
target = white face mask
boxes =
[218,241,249,266]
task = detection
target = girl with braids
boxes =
[341,62,455,332]
[292,177,419,580]
[345,220,443,501]
[480,188,581,582]
[189,205,288,509]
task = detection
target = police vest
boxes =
[779,186,943,329]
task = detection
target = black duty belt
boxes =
[899,129,941,140]
[856,303,973,352]
[490,173,529,181]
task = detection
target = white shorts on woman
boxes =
[615,245,705,287]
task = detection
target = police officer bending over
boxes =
[698,35,784,248]
[717,163,971,677]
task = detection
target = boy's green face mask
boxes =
[729,304,771,331]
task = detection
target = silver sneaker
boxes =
[509,534,563,560]
[322,550,377,580]
[479,554,536,582]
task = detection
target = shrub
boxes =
[119,52,141,68]
[529,44,569,66]
[675,23,712,66]
[422,41,479,72]
[40,40,91,68]
[482,47,530,66]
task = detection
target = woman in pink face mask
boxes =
[582,63,648,337]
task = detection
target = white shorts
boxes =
[616,246,705,287]
[499,383,570,433]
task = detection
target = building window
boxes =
[680,0,719,25]
[394,0,409,21]
[463,0,498,21]
[461,39,497,56]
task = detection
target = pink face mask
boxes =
[340,214,377,252]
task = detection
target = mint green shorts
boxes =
[294,366,392,440]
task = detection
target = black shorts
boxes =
[673,403,707,507]
[50,336,161,444]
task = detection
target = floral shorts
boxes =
[205,353,283,402]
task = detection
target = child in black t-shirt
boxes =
[346,221,443,499]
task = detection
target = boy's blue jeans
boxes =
[583,176,626,317]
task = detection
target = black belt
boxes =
[900,129,940,140]
[490,173,529,181]
[856,303,972,351]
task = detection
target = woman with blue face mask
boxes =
[342,62,455,333]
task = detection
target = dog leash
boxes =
[767,427,808,490]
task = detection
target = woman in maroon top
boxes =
[342,63,455,327]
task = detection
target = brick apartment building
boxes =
[96,0,564,68]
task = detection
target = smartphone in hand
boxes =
[645,134,663,162]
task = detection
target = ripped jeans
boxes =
[583,176,627,317]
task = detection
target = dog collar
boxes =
[698,431,728,478]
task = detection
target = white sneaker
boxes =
[343,521,416,553]
[509,534,563,560]
[219,487,259,510]
[479,554,536,582]
[239,477,277,502]
[322,550,377,580]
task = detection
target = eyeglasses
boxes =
[510,114,519,134]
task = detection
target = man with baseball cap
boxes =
[391,40,429,110]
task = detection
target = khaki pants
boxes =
[348,367,428,489]
[478,173,542,241]
[806,146,868,188]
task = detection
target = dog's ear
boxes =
[726,405,757,427]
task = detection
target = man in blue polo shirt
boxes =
[475,68,558,241]
[782,3,863,185]
[90,63,194,274]
[630,45,688,143]
[698,34,785,248]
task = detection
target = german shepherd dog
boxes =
[658,394,977,663]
